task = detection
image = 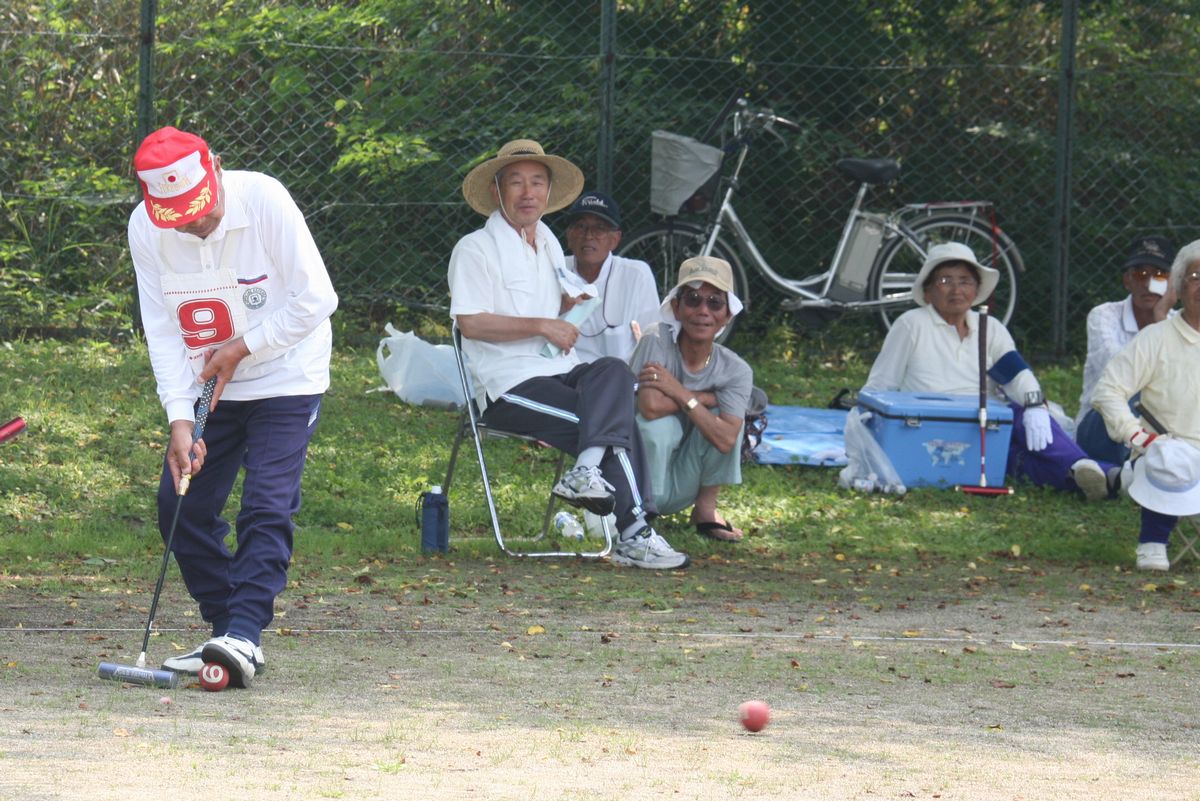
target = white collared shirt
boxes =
[1093,314,1200,449]
[448,213,578,403]
[128,170,338,423]
[565,253,661,363]
[863,304,1038,402]
[1076,295,1140,423]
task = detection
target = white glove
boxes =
[1023,406,1053,452]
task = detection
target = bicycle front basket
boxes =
[650,130,724,217]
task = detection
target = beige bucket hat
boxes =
[461,139,584,216]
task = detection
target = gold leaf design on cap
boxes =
[150,201,182,222]
[185,183,212,216]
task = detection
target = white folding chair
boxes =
[442,326,613,559]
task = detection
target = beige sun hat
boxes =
[660,256,744,318]
[912,241,999,307]
[461,139,584,216]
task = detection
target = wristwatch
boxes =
[685,397,699,411]
[1023,390,1045,408]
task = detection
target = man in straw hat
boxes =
[863,242,1117,497]
[449,139,689,569]
[128,126,339,686]
[1093,238,1200,570]
[630,256,753,542]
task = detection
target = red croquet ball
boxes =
[739,699,770,732]
[199,662,229,692]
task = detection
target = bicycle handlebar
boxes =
[732,98,802,136]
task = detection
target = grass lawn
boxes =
[0,313,1162,591]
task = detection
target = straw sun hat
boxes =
[461,139,584,216]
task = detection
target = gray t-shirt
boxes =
[629,322,753,418]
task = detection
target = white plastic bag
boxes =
[838,408,906,495]
[375,323,465,410]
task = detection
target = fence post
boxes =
[1050,0,1079,355]
[597,0,616,194]
[137,0,157,143]
[132,0,158,331]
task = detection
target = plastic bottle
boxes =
[418,485,450,553]
[553,510,585,541]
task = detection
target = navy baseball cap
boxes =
[1123,235,1175,271]
[565,190,621,229]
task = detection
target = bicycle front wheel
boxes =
[617,221,749,342]
[868,214,1023,331]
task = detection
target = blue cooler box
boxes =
[857,390,1014,488]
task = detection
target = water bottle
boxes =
[417,485,450,553]
[553,510,585,541]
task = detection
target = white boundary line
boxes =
[2,626,1198,650]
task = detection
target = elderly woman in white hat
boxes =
[629,256,753,541]
[1093,239,1200,570]
[863,242,1117,497]
[448,138,689,570]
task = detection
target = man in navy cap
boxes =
[562,190,661,363]
[1076,235,1177,465]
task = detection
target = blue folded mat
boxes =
[752,405,848,467]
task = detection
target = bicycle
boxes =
[618,99,1024,337]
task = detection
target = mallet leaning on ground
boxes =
[97,377,216,689]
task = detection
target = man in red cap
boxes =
[128,126,339,687]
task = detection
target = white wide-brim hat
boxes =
[1128,438,1200,517]
[912,241,1000,307]
[461,139,584,216]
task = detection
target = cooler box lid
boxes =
[857,389,1013,424]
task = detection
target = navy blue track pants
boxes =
[157,393,322,646]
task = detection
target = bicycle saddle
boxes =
[835,158,900,185]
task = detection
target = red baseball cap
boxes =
[133,127,218,228]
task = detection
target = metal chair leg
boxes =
[1171,517,1200,566]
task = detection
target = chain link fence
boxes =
[2,0,1197,354]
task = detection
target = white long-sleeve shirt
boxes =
[1076,296,1138,424]
[129,170,338,423]
[565,253,660,363]
[863,304,1039,402]
[1092,313,1200,449]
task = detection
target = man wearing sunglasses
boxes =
[563,191,661,363]
[630,257,753,542]
[1076,236,1177,464]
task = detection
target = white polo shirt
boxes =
[448,212,578,404]
[128,170,338,423]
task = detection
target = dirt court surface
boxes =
[2,561,1199,800]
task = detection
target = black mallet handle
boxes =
[1135,402,1167,436]
[139,376,218,661]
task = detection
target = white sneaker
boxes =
[611,527,689,570]
[1071,459,1108,501]
[163,639,266,676]
[1136,542,1169,571]
[201,635,259,688]
[552,465,616,515]
[162,644,206,675]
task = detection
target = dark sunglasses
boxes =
[1130,266,1170,281]
[681,289,727,311]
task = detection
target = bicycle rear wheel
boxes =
[617,221,749,342]
[867,213,1023,331]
